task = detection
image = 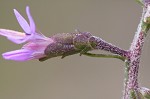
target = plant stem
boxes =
[123,7,149,99]
[89,36,128,57]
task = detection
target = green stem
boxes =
[83,52,126,61]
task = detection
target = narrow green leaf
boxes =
[83,52,125,61]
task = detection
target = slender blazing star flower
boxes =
[0,6,53,61]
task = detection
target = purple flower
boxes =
[0,6,53,61]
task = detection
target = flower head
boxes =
[0,6,94,62]
[0,6,53,61]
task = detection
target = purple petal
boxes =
[14,9,31,34]
[0,29,26,44]
[26,6,36,33]
[2,49,34,61]
[7,37,24,44]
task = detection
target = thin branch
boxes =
[89,36,129,57]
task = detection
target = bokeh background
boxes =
[0,0,149,99]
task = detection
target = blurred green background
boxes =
[0,0,150,99]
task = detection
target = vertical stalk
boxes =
[123,7,149,99]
